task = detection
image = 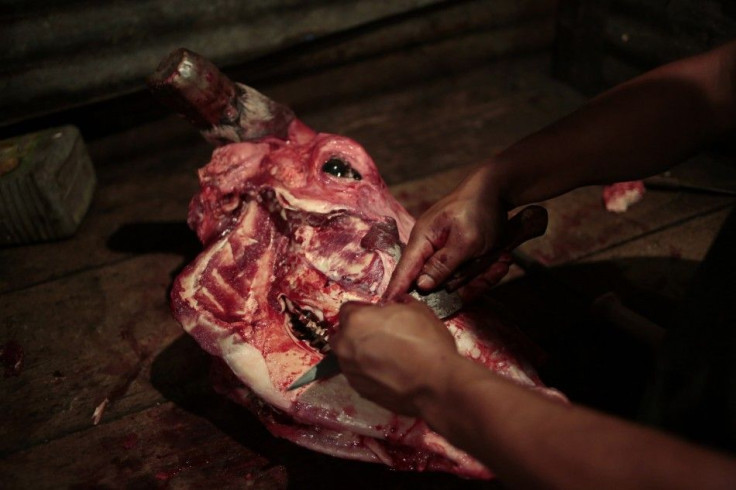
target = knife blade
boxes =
[287,353,341,391]
[287,288,462,391]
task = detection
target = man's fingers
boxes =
[334,301,371,352]
[418,249,460,290]
[417,230,477,291]
[385,232,437,299]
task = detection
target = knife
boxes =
[287,352,342,391]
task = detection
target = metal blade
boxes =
[411,288,462,319]
[287,353,341,391]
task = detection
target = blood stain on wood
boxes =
[1,340,24,377]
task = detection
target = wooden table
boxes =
[2,54,733,489]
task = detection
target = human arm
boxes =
[332,301,736,489]
[387,40,736,297]
[425,351,736,490]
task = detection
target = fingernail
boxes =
[417,274,435,290]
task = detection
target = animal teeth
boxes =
[279,295,330,353]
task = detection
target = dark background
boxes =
[4,0,734,141]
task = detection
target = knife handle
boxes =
[445,205,548,292]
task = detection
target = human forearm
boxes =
[385,41,736,295]
[418,356,736,489]
[333,301,736,488]
[488,41,736,208]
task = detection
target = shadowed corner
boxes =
[148,335,289,461]
[486,256,701,421]
[148,335,287,454]
[106,221,201,258]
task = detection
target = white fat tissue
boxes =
[171,117,565,479]
[277,188,347,215]
[295,375,402,437]
[603,181,646,213]
[221,334,289,411]
[288,426,380,463]
[178,238,227,305]
[307,247,373,282]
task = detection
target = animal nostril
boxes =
[322,158,362,180]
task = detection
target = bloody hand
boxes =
[385,164,510,299]
[331,296,461,416]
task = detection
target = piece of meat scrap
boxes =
[603,181,646,213]
[150,48,566,480]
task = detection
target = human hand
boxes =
[385,164,510,299]
[331,296,461,416]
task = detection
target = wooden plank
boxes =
[529,188,735,265]
[269,18,559,117]
[305,56,585,185]
[0,124,208,295]
[580,207,732,269]
[554,0,736,94]
[0,254,187,456]
[0,402,284,490]
[0,400,502,490]
[489,206,732,343]
[242,0,559,84]
[572,207,734,322]
[391,166,476,217]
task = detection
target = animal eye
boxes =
[322,157,362,181]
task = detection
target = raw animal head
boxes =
[154,49,563,479]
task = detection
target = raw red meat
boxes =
[603,181,646,213]
[153,49,565,479]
